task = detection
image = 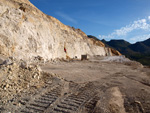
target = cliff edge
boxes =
[0,0,120,62]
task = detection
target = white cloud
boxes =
[99,16,150,41]
[148,16,150,20]
[55,12,77,24]
[130,34,150,43]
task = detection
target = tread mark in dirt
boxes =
[20,82,99,113]
[83,96,99,113]
[50,90,96,113]
[20,86,62,113]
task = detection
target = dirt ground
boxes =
[40,56,150,113]
[1,56,150,113]
[41,57,145,83]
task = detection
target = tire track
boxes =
[83,96,99,113]
[18,81,100,113]
[20,85,62,113]
[48,86,97,113]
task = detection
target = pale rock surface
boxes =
[0,0,117,62]
[102,56,130,63]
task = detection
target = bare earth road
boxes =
[40,57,150,113]
[1,56,150,113]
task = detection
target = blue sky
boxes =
[29,0,150,43]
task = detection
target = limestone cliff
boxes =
[0,0,119,61]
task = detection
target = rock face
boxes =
[0,0,118,61]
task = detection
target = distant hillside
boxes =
[102,38,150,66]
[88,35,150,66]
[105,39,131,52]
[128,38,150,54]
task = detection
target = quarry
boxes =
[0,0,150,113]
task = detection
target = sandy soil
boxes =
[41,57,146,83]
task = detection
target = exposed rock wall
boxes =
[0,0,116,61]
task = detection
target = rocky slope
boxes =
[0,0,120,62]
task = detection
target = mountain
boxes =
[128,38,150,54]
[142,38,150,47]
[106,39,131,53]
[128,42,150,53]
[101,38,150,66]
[107,40,130,48]
[0,0,120,62]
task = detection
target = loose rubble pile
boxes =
[101,56,143,68]
[0,58,54,111]
[102,56,130,63]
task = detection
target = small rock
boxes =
[36,66,42,72]
[8,70,12,74]
[32,74,38,79]
[37,75,40,80]
[20,61,28,69]
[12,62,17,67]
[2,60,11,65]
[6,84,9,88]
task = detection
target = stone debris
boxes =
[0,59,53,112]
[101,56,131,63]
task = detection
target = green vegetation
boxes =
[128,53,150,66]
